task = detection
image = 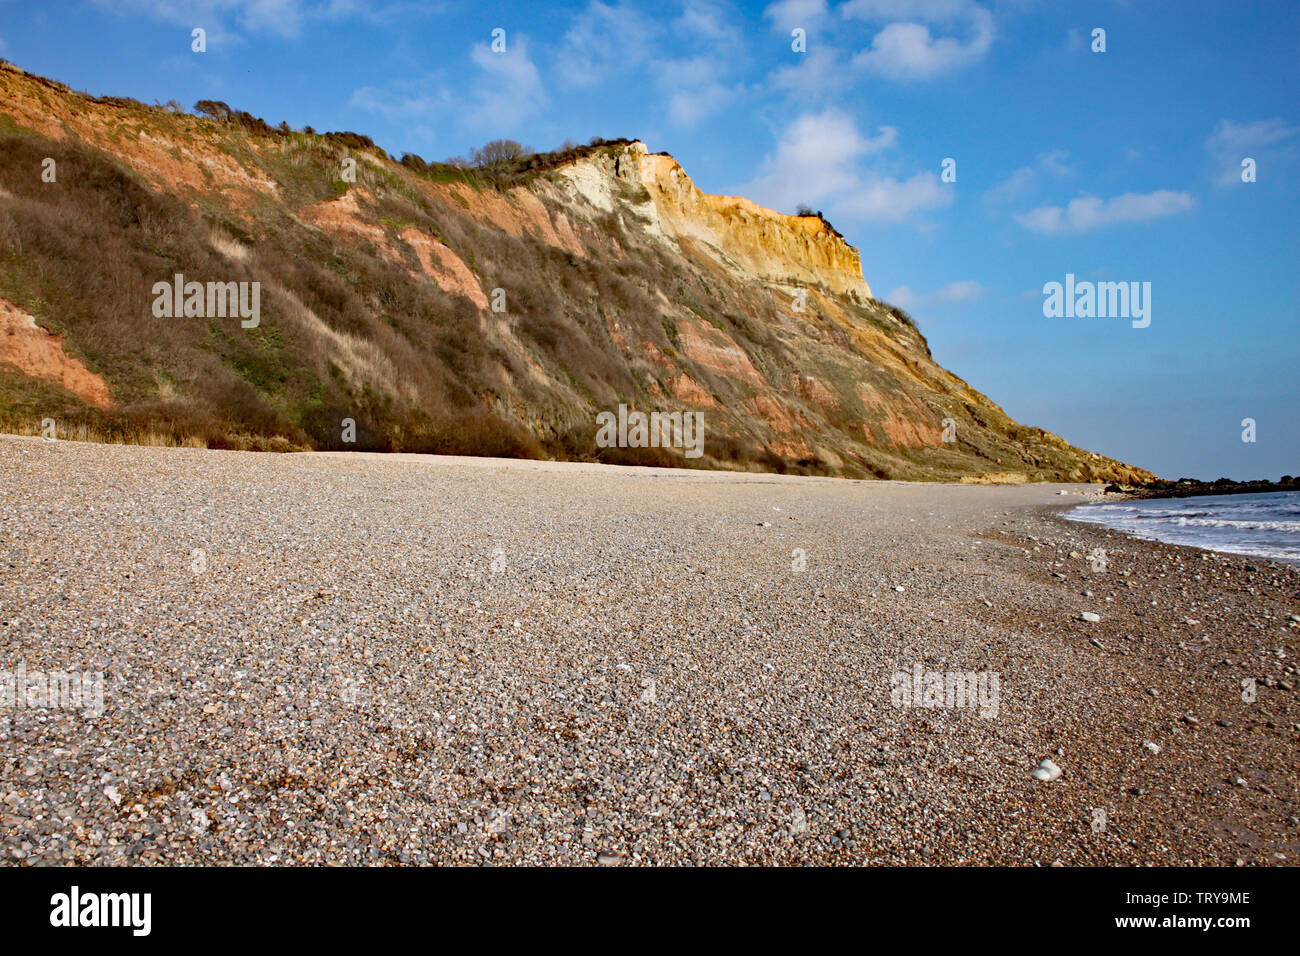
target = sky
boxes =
[0,0,1296,480]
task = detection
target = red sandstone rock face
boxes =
[0,298,113,408]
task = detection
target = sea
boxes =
[1067,491,1300,565]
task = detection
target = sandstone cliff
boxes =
[556,141,871,300]
[0,61,1153,482]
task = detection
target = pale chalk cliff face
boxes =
[0,62,1154,481]
[557,141,872,300]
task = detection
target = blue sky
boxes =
[1,0,1297,479]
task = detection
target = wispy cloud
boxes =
[1016,190,1195,235]
[982,150,1072,207]
[556,1,662,88]
[556,0,746,127]
[769,44,853,97]
[90,0,431,40]
[654,1,748,126]
[885,280,984,310]
[1205,118,1299,187]
[656,53,745,127]
[470,37,548,128]
[350,35,546,135]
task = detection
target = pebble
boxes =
[791,807,808,835]
[1031,759,1062,782]
[2,435,1294,866]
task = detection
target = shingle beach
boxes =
[2,436,1296,865]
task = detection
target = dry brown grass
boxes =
[3,419,205,447]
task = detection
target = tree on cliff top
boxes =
[471,139,533,167]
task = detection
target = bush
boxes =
[324,130,376,151]
[194,99,232,122]
[471,139,532,167]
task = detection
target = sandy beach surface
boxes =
[1,434,1296,865]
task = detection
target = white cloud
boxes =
[742,110,890,210]
[675,0,743,45]
[653,54,744,127]
[667,82,737,127]
[741,109,950,227]
[885,280,983,309]
[556,1,745,128]
[1206,118,1299,186]
[468,37,547,127]
[349,35,545,134]
[348,82,450,123]
[932,279,984,302]
[1016,190,1195,235]
[89,0,423,39]
[884,285,917,308]
[842,0,994,80]
[981,150,1072,207]
[770,45,852,96]
[556,1,661,88]
[837,171,950,223]
[652,2,747,127]
[764,0,831,33]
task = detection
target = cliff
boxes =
[0,61,1153,482]
[556,142,871,299]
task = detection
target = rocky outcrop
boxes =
[559,141,871,299]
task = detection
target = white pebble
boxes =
[1031,759,1062,782]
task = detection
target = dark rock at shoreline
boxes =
[1104,475,1300,499]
